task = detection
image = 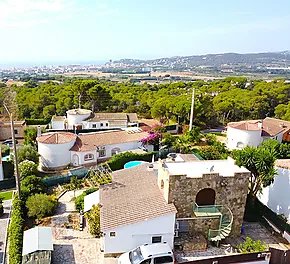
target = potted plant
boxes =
[0,197,4,216]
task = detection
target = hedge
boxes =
[75,188,98,212]
[3,160,14,179]
[107,151,154,171]
[8,196,24,264]
[25,118,50,125]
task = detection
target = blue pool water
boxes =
[124,161,144,169]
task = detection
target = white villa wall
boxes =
[97,141,153,160]
[258,166,290,220]
[226,126,262,150]
[102,213,175,254]
[70,150,97,167]
[38,140,75,169]
[67,113,91,129]
[51,120,65,130]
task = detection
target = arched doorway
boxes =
[72,154,79,166]
[196,188,215,206]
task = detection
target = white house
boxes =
[258,159,290,221]
[37,132,76,170]
[226,117,290,150]
[37,130,153,170]
[50,108,139,130]
[100,164,177,256]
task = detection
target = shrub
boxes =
[85,204,101,237]
[26,194,57,220]
[237,237,267,253]
[8,196,24,264]
[1,144,10,156]
[75,188,98,212]
[107,151,153,171]
[21,175,45,201]
[17,144,39,164]
[24,127,38,146]
[19,160,38,179]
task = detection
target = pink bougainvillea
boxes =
[141,131,162,146]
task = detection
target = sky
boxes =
[0,0,290,66]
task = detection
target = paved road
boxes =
[0,200,12,264]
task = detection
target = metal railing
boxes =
[193,203,222,214]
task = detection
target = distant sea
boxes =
[0,60,106,70]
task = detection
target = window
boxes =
[100,123,103,127]
[160,180,164,189]
[154,256,173,264]
[106,123,109,127]
[84,153,94,161]
[236,142,244,149]
[110,232,116,237]
[152,236,162,243]
[129,247,144,264]
[14,129,18,134]
[92,124,97,128]
[99,149,106,157]
[178,220,189,232]
[111,147,121,156]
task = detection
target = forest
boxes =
[1,76,290,127]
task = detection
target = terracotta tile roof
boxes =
[178,154,200,162]
[85,112,138,123]
[70,130,149,152]
[100,164,176,231]
[51,116,66,121]
[228,118,288,137]
[66,108,92,115]
[139,119,160,131]
[262,117,290,137]
[227,120,262,131]
[0,120,26,127]
[275,159,290,169]
[37,132,75,144]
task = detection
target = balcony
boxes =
[193,203,223,218]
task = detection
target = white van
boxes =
[118,243,174,264]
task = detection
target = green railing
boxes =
[193,203,222,214]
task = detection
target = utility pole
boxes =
[3,104,21,197]
[189,87,195,131]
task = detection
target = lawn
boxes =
[0,190,13,200]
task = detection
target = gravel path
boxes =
[0,200,12,264]
[51,190,101,264]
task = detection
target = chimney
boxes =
[37,125,42,137]
[257,121,262,129]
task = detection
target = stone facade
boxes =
[158,160,250,237]
[0,121,26,140]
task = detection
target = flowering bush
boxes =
[141,131,162,146]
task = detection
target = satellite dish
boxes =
[210,165,214,172]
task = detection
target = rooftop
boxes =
[163,158,249,178]
[37,132,76,144]
[275,159,290,169]
[70,130,148,151]
[0,120,26,127]
[66,108,92,115]
[51,116,66,121]
[22,227,53,256]
[84,112,138,123]
[100,164,176,231]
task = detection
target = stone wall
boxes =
[0,125,26,140]
[158,163,250,237]
[188,217,220,237]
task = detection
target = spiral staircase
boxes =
[193,203,233,247]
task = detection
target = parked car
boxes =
[118,243,174,264]
[2,139,18,147]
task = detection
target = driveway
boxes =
[51,190,101,264]
[0,200,12,264]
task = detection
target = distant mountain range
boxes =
[112,51,290,71]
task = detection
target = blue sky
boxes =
[0,0,290,65]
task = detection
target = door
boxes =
[72,154,79,166]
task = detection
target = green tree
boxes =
[1,144,10,156]
[18,160,38,179]
[17,145,39,164]
[232,146,277,200]
[21,175,45,201]
[237,237,267,253]
[43,104,56,118]
[24,127,38,146]
[26,194,57,219]
[85,204,102,237]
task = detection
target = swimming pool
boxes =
[2,156,10,162]
[124,161,145,169]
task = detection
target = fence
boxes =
[42,167,89,187]
[255,199,290,234]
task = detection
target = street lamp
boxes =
[3,104,21,197]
